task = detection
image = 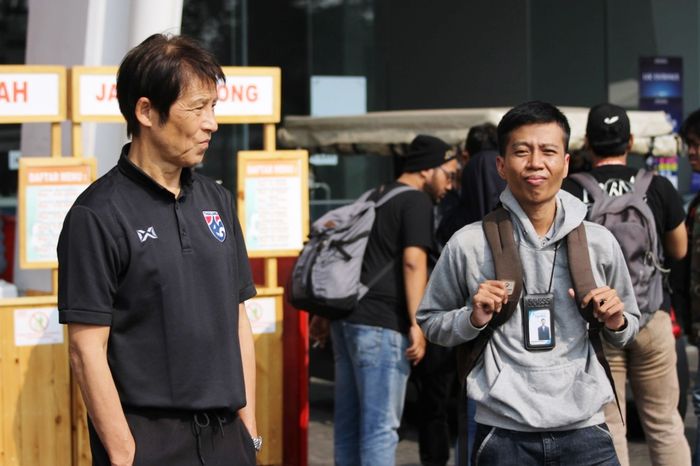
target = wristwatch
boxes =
[252,435,263,453]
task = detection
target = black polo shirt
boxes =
[58,144,256,413]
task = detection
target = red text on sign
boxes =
[95,83,118,102]
[217,84,258,103]
[0,81,28,103]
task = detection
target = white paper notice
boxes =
[245,175,303,251]
[14,307,64,346]
[245,297,277,335]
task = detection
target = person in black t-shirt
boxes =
[58,35,259,466]
[562,103,689,466]
[313,135,459,466]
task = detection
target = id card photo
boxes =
[527,309,552,347]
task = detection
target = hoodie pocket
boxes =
[487,362,611,429]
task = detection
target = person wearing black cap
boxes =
[312,134,458,466]
[562,103,689,466]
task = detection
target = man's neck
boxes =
[592,154,627,168]
[523,199,557,237]
[397,172,425,190]
[127,139,182,197]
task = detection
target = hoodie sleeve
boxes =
[598,226,641,347]
[417,238,484,346]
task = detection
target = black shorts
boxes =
[88,407,256,466]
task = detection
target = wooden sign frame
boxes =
[18,157,97,269]
[0,65,66,123]
[237,150,309,258]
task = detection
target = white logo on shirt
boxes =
[137,226,158,243]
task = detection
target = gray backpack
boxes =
[287,185,415,319]
[570,169,666,327]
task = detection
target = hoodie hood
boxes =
[499,187,588,248]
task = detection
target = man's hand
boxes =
[406,324,426,365]
[309,315,330,348]
[470,280,509,328]
[569,285,626,330]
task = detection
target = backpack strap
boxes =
[357,184,418,300]
[632,168,654,195]
[567,222,624,425]
[456,207,524,382]
[569,171,606,203]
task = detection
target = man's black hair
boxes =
[682,108,700,143]
[466,123,498,154]
[117,33,225,138]
[497,101,571,156]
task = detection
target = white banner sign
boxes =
[245,297,277,335]
[216,75,274,117]
[14,307,64,347]
[79,74,120,117]
[0,73,60,117]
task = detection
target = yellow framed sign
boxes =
[0,65,66,123]
[237,150,309,257]
[217,67,281,124]
[70,66,122,122]
[18,157,97,269]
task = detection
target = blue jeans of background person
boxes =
[331,321,410,466]
[471,423,620,466]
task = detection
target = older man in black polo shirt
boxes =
[57,34,258,466]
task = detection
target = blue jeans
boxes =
[472,423,620,466]
[331,321,410,466]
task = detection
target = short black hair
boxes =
[497,101,570,156]
[117,33,225,138]
[465,123,498,154]
[681,108,700,143]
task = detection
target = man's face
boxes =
[150,78,219,168]
[686,132,700,173]
[496,123,570,210]
[425,158,459,203]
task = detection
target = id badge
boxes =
[522,293,555,351]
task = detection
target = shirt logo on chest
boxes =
[203,211,226,242]
[136,226,158,243]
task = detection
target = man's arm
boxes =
[664,221,688,260]
[68,324,134,466]
[237,302,258,438]
[404,246,428,365]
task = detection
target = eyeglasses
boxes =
[438,166,458,183]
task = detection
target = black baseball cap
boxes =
[586,103,631,156]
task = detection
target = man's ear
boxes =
[135,97,155,129]
[496,155,507,180]
[627,134,634,152]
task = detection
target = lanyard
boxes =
[522,241,559,295]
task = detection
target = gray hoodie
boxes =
[417,188,640,432]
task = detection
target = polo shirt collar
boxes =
[117,143,194,199]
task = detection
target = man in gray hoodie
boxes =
[417,101,640,466]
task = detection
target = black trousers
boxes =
[88,407,256,466]
[412,343,455,466]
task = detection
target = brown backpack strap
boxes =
[567,222,624,424]
[456,207,523,382]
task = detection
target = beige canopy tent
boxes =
[278,107,680,157]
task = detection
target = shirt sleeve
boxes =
[400,192,433,250]
[417,238,480,346]
[58,205,120,325]
[652,175,686,231]
[229,193,257,303]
